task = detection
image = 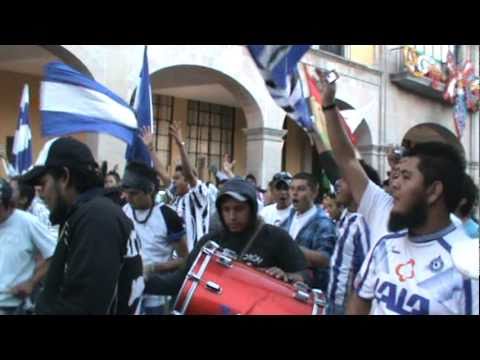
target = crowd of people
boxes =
[0,72,478,315]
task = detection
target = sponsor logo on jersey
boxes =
[395,259,415,282]
[428,256,444,273]
[374,281,429,314]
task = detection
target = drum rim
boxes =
[172,241,220,314]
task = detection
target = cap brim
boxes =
[20,166,48,185]
[275,179,291,187]
[220,191,248,202]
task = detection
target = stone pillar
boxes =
[243,127,287,188]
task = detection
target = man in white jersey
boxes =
[316,72,478,315]
[317,70,466,245]
[348,143,478,315]
[260,172,293,227]
[122,161,188,315]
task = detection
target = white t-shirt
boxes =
[358,180,394,245]
[123,204,185,266]
[288,206,317,240]
[260,203,292,227]
[355,224,479,315]
[123,203,185,308]
[0,210,57,307]
[28,196,59,240]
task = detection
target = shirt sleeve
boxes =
[160,205,186,243]
[353,242,378,300]
[274,228,309,273]
[309,217,337,260]
[357,180,393,241]
[28,214,57,259]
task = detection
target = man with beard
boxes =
[21,137,144,314]
[144,178,310,302]
[317,71,478,315]
[348,143,478,314]
[260,172,293,227]
[0,178,56,315]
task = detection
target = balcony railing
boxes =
[389,46,448,102]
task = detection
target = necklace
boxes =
[132,205,155,225]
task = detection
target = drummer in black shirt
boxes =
[146,178,310,297]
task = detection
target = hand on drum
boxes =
[264,267,289,282]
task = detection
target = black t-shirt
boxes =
[35,188,144,315]
[202,224,307,271]
[145,222,308,296]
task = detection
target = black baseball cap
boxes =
[272,171,293,187]
[21,137,97,185]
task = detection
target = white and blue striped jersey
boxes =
[354,224,479,315]
[328,210,371,311]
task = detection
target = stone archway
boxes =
[39,45,94,78]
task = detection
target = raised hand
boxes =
[169,121,184,147]
[139,126,155,151]
[316,69,337,107]
[222,153,236,177]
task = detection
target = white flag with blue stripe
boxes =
[247,45,313,131]
[12,84,33,175]
[40,62,138,145]
[126,46,153,165]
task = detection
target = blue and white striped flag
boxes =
[126,46,153,165]
[12,84,33,175]
[247,45,313,131]
[40,62,138,145]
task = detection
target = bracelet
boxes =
[322,102,336,111]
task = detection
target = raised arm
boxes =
[222,153,236,178]
[169,122,198,188]
[316,71,369,206]
[139,126,171,187]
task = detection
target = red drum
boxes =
[173,241,326,315]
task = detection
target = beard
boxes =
[49,183,71,226]
[388,196,429,232]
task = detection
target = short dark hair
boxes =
[0,178,13,208]
[406,142,466,213]
[124,161,160,193]
[359,159,381,186]
[47,164,103,194]
[457,174,479,218]
[245,174,257,183]
[10,177,35,210]
[175,165,198,178]
[292,172,318,191]
[106,171,121,184]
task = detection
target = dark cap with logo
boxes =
[21,137,97,185]
[272,171,293,187]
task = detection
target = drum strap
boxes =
[239,218,265,259]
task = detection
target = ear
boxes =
[61,167,71,188]
[426,181,444,206]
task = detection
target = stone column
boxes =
[243,127,287,188]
